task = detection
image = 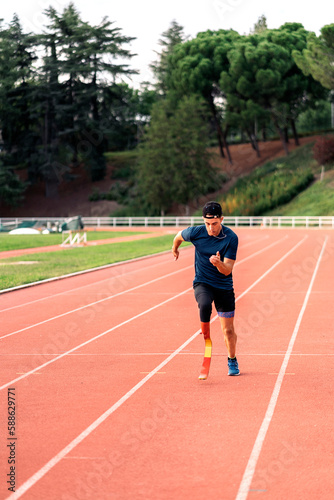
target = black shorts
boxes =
[193,283,235,322]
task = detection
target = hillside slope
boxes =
[1,136,319,217]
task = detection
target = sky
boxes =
[1,0,333,87]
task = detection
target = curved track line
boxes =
[235,237,328,500]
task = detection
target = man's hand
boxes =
[210,252,235,275]
[172,231,184,261]
[209,251,221,267]
[172,247,180,261]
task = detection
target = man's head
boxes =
[202,201,223,236]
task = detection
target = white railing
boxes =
[1,216,334,229]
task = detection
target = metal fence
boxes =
[1,216,334,230]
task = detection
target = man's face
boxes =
[203,216,224,237]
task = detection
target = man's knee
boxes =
[223,326,235,339]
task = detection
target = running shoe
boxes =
[228,357,240,376]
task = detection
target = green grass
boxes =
[0,231,145,252]
[264,169,334,216]
[0,235,182,290]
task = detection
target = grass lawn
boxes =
[0,231,145,252]
[0,234,186,291]
[264,169,334,216]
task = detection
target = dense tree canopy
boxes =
[220,23,327,153]
[293,24,334,91]
[0,7,332,213]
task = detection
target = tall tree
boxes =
[137,95,221,215]
[150,20,186,95]
[0,15,37,159]
[136,101,176,215]
[0,15,38,203]
[39,3,137,184]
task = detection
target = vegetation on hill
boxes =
[213,138,334,217]
[264,169,334,216]
[216,142,315,216]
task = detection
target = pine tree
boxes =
[150,20,186,95]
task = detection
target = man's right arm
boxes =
[172,231,185,260]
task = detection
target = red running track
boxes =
[0,228,333,500]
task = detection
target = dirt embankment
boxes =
[1,136,318,218]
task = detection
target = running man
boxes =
[172,201,239,377]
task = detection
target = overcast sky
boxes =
[1,0,333,87]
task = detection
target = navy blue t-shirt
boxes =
[181,224,238,290]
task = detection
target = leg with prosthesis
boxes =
[194,285,214,380]
[198,322,212,380]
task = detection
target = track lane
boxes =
[0,231,282,335]
[245,233,334,499]
[0,233,304,386]
[0,229,332,498]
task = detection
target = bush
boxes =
[313,136,334,165]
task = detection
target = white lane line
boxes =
[235,236,328,500]
[235,236,306,302]
[0,287,192,392]
[238,234,269,249]
[235,234,288,265]
[0,266,193,340]
[5,236,308,499]
[0,234,290,340]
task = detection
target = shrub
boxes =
[313,136,334,165]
